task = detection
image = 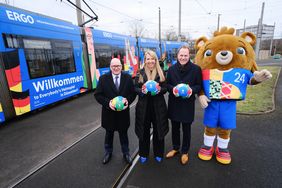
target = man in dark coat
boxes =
[94,58,136,165]
[166,45,202,165]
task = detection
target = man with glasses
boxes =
[95,58,136,165]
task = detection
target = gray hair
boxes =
[176,45,190,56]
[110,58,121,65]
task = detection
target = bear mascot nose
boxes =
[221,51,228,56]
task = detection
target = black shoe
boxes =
[123,153,132,164]
[102,153,112,164]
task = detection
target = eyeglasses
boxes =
[111,65,122,68]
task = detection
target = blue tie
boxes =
[115,75,119,90]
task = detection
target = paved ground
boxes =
[124,74,282,188]
[14,114,139,188]
[0,94,101,188]
[123,60,282,188]
[0,59,281,188]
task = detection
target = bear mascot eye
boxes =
[237,47,246,55]
[204,49,212,57]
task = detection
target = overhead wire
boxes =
[194,0,211,15]
[65,0,281,39]
[88,0,140,21]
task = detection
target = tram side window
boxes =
[172,48,178,59]
[120,50,126,68]
[23,39,75,79]
[53,41,75,74]
[143,47,156,53]
[167,48,179,65]
[24,39,54,78]
[167,50,172,64]
[172,48,178,60]
[3,34,76,79]
[25,48,54,78]
[3,34,20,48]
[112,46,125,66]
[95,44,111,68]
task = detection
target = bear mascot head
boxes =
[194,27,272,164]
[195,27,258,72]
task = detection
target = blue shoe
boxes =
[139,157,147,164]
[155,156,162,163]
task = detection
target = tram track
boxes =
[10,99,139,188]
[10,119,102,188]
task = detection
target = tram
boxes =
[0,3,90,123]
[0,3,187,123]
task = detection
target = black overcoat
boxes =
[167,61,202,123]
[94,71,136,131]
[134,69,169,140]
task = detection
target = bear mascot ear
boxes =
[241,32,256,46]
[241,32,258,72]
[194,36,208,51]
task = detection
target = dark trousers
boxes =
[104,130,129,154]
[139,112,164,158]
[171,120,192,154]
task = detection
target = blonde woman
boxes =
[134,50,168,163]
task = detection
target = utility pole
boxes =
[273,41,277,55]
[76,0,83,26]
[269,22,275,56]
[159,7,162,56]
[178,0,181,42]
[255,2,265,59]
[217,14,221,31]
[243,19,246,32]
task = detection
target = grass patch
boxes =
[237,66,280,114]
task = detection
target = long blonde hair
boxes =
[139,50,165,83]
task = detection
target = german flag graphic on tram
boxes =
[0,3,88,123]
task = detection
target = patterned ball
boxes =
[144,80,158,94]
[111,96,125,111]
[175,83,192,98]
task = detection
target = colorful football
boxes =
[144,80,159,95]
[174,83,192,98]
[111,96,125,111]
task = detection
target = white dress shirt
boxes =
[112,73,121,89]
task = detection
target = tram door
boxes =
[0,51,17,122]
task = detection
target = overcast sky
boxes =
[1,0,282,39]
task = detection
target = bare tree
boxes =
[273,39,282,54]
[163,26,177,41]
[207,27,217,38]
[179,32,192,42]
[165,31,178,41]
[128,20,145,37]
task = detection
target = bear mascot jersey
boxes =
[194,27,272,165]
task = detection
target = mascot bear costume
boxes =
[194,27,272,165]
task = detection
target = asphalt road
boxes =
[0,93,102,188]
[123,79,282,188]
[123,59,282,188]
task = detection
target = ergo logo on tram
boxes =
[103,32,112,38]
[6,10,34,24]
